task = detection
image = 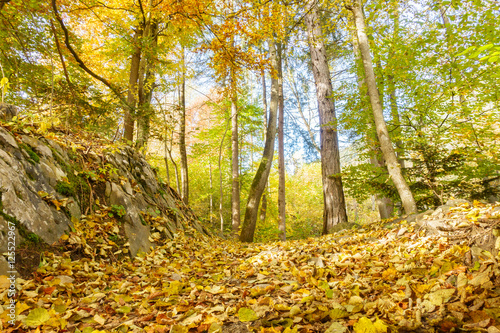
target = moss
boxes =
[49,146,91,213]
[19,143,40,164]
[55,181,75,197]
[139,214,147,226]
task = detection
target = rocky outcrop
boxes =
[0,122,208,274]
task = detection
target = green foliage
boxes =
[19,143,40,164]
[109,205,126,218]
[26,233,42,244]
[55,180,75,197]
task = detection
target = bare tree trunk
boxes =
[209,157,213,223]
[137,18,158,150]
[179,47,189,205]
[259,68,268,224]
[240,39,279,242]
[349,0,417,214]
[277,42,286,242]
[305,0,348,234]
[219,118,230,233]
[124,27,142,142]
[351,19,394,220]
[167,136,181,195]
[230,68,240,237]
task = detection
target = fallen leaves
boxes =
[1,204,499,332]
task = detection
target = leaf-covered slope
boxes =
[1,202,499,332]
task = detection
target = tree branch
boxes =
[51,0,130,109]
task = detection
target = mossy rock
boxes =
[19,143,40,164]
[55,181,75,197]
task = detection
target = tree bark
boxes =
[219,119,230,233]
[240,39,279,242]
[305,0,348,234]
[277,42,286,242]
[124,27,142,142]
[137,19,158,150]
[349,0,417,214]
[231,72,240,236]
[259,69,268,224]
[179,47,189,205]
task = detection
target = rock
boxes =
[0,127,18,149]
[0,148,71,244]
[0,114,208,271]
[445,198,470,207]
[108,182,152,257]
[66,198,81,220]
[0,103,18,121]
[431,205,451,217]
[21,135,53,158]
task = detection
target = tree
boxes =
[179,47,189,204]
[347,0,417,215]
[277,41,286,242]
[240,40,279,243]
[305,0,349,233]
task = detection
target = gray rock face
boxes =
[0,123,208,264]
[0,103,18,121]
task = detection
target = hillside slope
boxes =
[0,118,208,276]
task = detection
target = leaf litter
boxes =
[1,202,499,332]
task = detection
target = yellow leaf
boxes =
[274,304,291,311]
[427,289,455,306]
[25,308,50,327]
[290,305,301,316]
[116,306,131,314]
[238,307,259,322]
[208,322,222,333]
[94,314,106,325]
[373,318,388,332]
[16,302,31,315]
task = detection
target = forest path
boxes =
[2,203,500,333]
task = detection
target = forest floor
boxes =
[1,202,500,333]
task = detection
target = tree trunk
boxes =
[137,19,158,150]
[240,39,279,242]
[219,119,230,233]
[277,42,286,242]
[351,18,394,219]
[349,0,417,214]
[179,47,189,205]
[230,65,240,236]
[259,69,268,224]
[305,0,348,234]
[124,27,142,142]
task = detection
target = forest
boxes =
[0,0,499,332]
[0,0,499,240]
